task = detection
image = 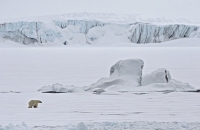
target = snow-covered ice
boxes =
[142,68,171,86]
[0,19,200,46]
[0,92,200,127]
[0,12,200,46]
[84,59,144,92]
[38,83,75,93]
[0,0,200,129]
[0,47,200,128]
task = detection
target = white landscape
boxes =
[0,0,200,130]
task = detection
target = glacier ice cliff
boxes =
[0,20,199,45]
[128,24,199,43]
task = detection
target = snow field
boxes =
[0,47,200,128]
[0,92,200,127]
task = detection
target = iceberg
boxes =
[76,122,88,130]
[38,83,71,93]
[38,59,196,93]
[84,59,195,92]
[84,59,144,92]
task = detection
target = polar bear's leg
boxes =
[28,101,33,108]
[34,104,38,108]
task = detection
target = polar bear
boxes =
[28,100,42,108]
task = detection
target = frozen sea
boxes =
[0,47,200,129]
[1,92,200,126]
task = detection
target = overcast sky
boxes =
[0,0,199,20]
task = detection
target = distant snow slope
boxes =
[0,13,200,46]
[0,0,200,20]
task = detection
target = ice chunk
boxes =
[38,83,69,93]
[84,59,194,92]
[0,122,31,130]
[37,59,195,93]
[76,122,88,130]
[85,59,144,92]
[136,79,194,92]
[38,83,84,93]
[140,68,194,92]
[93,88,106,94]
[142,68,171,86]
[169,79,194,91]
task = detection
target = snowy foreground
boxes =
[1,92,200,129]
[1,122,200,130]
[0,48,200,129]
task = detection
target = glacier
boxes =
[0,19,200,46]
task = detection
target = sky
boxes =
[0,0,200,20]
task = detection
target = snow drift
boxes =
[38,83,69,93]
[38,59,195,93]
[37,83,84,93]
[0,122,29,130]
[1,122,200,130]
[0,17,200,46]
